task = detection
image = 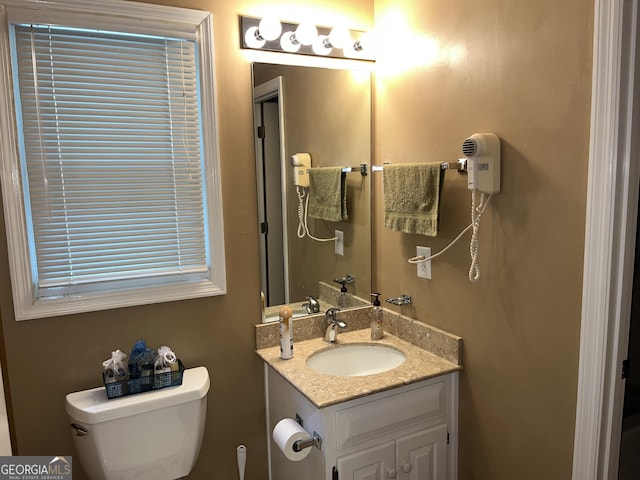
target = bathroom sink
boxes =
[306,344,406,377]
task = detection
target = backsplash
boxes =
[255,305,462,365]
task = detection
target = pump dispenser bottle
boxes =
[370,293,384,340]
[337,282,348,308]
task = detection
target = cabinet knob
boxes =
[386,467,397,479]
[402,462,413,473]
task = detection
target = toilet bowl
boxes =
[65,366,210,480]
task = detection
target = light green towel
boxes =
[308,167,348,222]
[383,162,445,236]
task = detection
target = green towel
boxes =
[383,162,445,236]
[308,167,348,222]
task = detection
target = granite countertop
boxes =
[256,326,462,408]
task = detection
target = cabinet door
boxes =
[336,440,396,480]
[396,424,448,480]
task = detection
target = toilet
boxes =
[65,366,210,480]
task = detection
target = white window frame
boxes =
[0,0,226,320]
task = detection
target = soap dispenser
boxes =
[370,293,384,340]
[337,281,348,308]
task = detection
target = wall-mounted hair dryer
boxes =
[291,152,336,242]
[462,133,500,194]
[290,153,311,188]
[409,133,501,282]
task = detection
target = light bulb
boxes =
[348,32,374,57]
[244,26,266,49]
[295,22,318,46]
[258,17,282,41]
[280,31,301,52]
[328,27,351,49]
[312,35,332,56]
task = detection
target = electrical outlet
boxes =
[335,230,344,256]
[416,246,431,279]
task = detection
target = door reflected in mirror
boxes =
[252,63,372,321]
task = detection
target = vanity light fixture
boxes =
[311,35,332,56]
[352,32,371,53]
[311,26,350,56]
[240,16,375,61]
[244,16,282,48]
[279,22,318,52]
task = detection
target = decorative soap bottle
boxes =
[370,293,384,340]
[279,306,293,360]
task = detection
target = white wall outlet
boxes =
[335,230,344,256]
[416,246,431,279]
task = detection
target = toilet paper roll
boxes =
[272,418,312,462]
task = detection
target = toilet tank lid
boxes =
[65,366,210,425]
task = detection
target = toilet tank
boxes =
[65,366,210,480]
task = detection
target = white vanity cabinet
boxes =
[337,423,448,479]
[266,366,458,480]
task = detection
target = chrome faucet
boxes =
[323,308,346,343]
[302,295,320,314]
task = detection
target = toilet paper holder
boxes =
[293,431,323,452]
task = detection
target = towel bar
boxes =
[307,161,465,177]
[372,159,467,172]
[342,164,368,176]
[306,164,368,176]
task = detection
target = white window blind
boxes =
[12,24,210,297]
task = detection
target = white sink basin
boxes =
[306,344,406,377]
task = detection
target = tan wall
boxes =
[372,0,593,479]
[0,1,372,479]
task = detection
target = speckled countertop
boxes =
[255,307,463,408]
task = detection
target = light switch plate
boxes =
[335,230,344,256]
[416,246,431,279]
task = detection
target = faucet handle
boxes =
[306,295,319,306]
[323,307,346,343]
[325,307,341,322]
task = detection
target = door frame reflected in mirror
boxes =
[253,77,289,306]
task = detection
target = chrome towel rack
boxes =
[341,164,368,176]
[309,160,467,178]
[308,164,368,175]
[372,159,467,173]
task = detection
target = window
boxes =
[0,0,226,320]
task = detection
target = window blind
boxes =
[12,25,208,295]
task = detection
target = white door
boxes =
[336,441,396,480]
[396,425,448,480]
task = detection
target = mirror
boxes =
[252,63,372,321]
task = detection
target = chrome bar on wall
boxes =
[341,164,369,176]
[371,160,467,172]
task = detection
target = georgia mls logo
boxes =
[0,456,72,479]
[48,457,71,475]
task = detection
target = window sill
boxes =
[13,280,226,321]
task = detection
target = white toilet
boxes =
[65,366,210,480]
